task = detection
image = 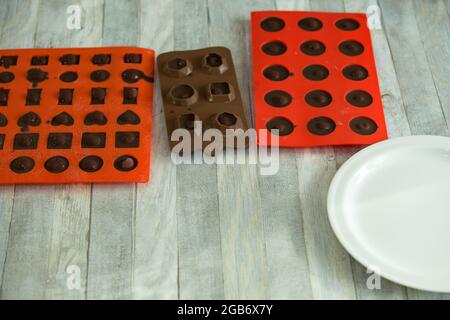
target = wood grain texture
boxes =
[86,0,138,300]
[33,0,102,300]
[132,0,178,300]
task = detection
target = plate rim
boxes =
[327,134,450,293]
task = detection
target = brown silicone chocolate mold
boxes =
[157,47,248,152]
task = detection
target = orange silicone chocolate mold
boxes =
[251,11,388,147]
[0,46,154,184]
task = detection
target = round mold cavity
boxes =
[260,17,285,32]
[339,40,364,56]
[298,17,323,31]
[264,90,292,107]
[335,18,360,31]
[300,40,326,56]
[79,156,104,172]
[263,65,290,81]
[305,90,332,107]
[10,156,35,174]
[302,64,329,81]
[342,65,368,81]
[350,117,378,135]
[45,156,69,173]
[168,84,198,106]
[262,41,287,56]
[307,117,336,135]
[114,156,138,172]
[346,90,373,107]
[266,117,295,136]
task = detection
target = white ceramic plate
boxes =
[328,135,450,292]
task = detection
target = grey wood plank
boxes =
[256,0,314,300]
[32,0,103,300]
[380,0,450,300]
[342,0,409,300]
[380,0,448,136]
[0,0,46,300]
[132,0,178,300]
[87,0,139,300]
[208,0,274,299]
[171,0,225,300]
[414,0,450,131]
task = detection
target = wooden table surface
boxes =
[0,0,449,300]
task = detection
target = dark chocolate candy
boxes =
[0,134,4,149]
[260,17,285,32]
[264,90,292,107]
[117,110,140,125]
[298,17,323,31]
[0,113,7,127]
[350,117,378,135]
[114,155,138,172]
[0,56,18,68]
[10,156,35,173]
[90,70,110,82]
[79,156,103,172]
[300,40,326,56]
[307,117,336,135]
[0,72,14,83]
[263,65,290,81]
[305,90,332,107]
[262,41,287,56]
[124,54,142,63]
[58,88,74,105]
[18,112,41,127]
[45,156,69,173]
[60,71,78,82]
[335,18,360,31]
[14,133,39,150]
[27,68,48,86]
[82,132,106,148]
[123,87,138,104]
[84,111,107,126]
[92,54,111,65]
[266,117,295,136]
[26,89,42,105]
[91,88,106,104]
[303,64,329,81]
[59,54,80,65]
[51,112,74,126]
[342,65,368,81]
[31,56,49,66]
[346,90,372,107]
[339,40,364,56]
[47,133,72,149]
[116,131,140,148]
[0,88,9,106]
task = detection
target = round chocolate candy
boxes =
[79,156,103,172]
[335,18,360,31]
[122,69,143,83]
[60,71,78,82]
[266,117,295,136]
[260,17,285,32]
[264,90,292,107]
[262,41,287,56]
[339,40,364,56]
[303,64,329,81]
[45,156,69,173]
[114,156,138,172]
[305,90,332,107]
[263,65,290,81]
[0,72,14,83]
[342,65,368,81]
[350,117,378,135]
[298,17,323,31]
[10,156,35,173]
[90,70,110,82]
[300,40,326,56]
[307,117,336,135]
[346,90,373,107]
